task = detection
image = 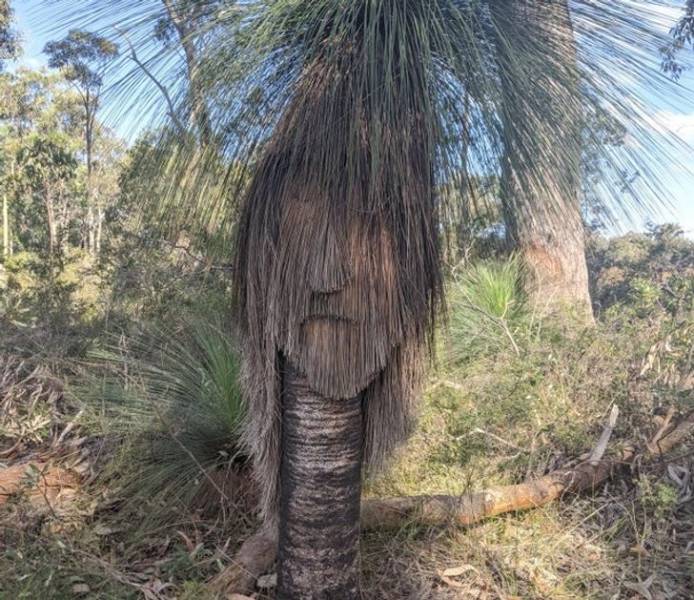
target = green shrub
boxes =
[78,316,247,526]
[589,224,694,319]
[446,257,528,363]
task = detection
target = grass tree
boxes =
[232,5,449,594]
[225,2,680,597]
[82,0,686,597]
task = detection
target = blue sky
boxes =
[9,0,694,237]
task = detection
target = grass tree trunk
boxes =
[278,362,363,600]
[493,0,594,323]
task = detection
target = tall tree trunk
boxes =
[95,203,103,255]
[4,162,14,258]
[493,0,594,323]
[58,194,69,255]
[85,99,96,256]
[2,192,8,258]
[45,190,57,257]
[161,0,213,145]
[87,205,95,254]
[278,362,363,600]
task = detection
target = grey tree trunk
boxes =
[87,205,95,255]
[2,193,8,258]
[278,362,363,600]
[84,95,97,256]
[46,190,57,257]
[493,0,594,323]
[96,204,103,255]
[161,0,213,146]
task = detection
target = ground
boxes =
[1,229,693,599]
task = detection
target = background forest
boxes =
[1,1,693,599]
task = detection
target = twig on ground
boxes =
[647,406,677,455]
[464,428,525,453]
[588,405,620,465]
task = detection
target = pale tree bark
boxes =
[493,0,594,323]
[278,362,363,600]
[58,193,70,255]
[95,203,103,255]
[85,90,96,255]
[2,192,8,257]
[161,0,213,145]
[45,188,57,257]
[3,161,14,257]
[87,204,95,254]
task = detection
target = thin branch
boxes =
[647,406,676,454]
[459,299,521,356]
[588,404,619,465]
[114,26,185,134]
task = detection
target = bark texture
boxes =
[3,192,9,257]
[278,362,363,600]
[493,0,594,322]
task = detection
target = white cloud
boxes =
[654,110,694,144]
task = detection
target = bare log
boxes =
[363,413,693,531]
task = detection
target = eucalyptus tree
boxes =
[0,0,18,71]
[76,0,685,597]
[1,0,18,252]
[16,135,77,257]
[0,68,119,257]
[1,69,56,256]
[153,0,226,145]
[44,30,118,254]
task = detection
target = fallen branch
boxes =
[215,411,694,595]
[363,412,693,531]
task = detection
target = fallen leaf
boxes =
[93,523,115,536]
[257,573,277,589]
[629,545,649,557]
[441,565,479,578]
[438,565,480,589]
[71,583,90,595]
